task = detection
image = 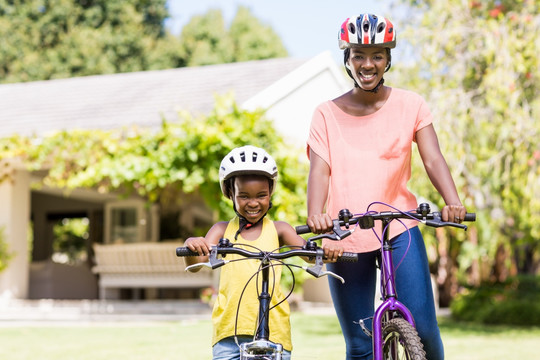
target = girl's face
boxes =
[347,47,389,91]
[233,175,271,224]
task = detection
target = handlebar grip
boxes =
[295,224,311,235]
[464,213,476,222]
[338,252,358,262]
[176,247,199,257]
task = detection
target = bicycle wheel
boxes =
[382,318,426,360]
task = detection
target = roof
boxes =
[0,57,309,138]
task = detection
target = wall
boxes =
[0,160,30,299]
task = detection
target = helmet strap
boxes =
[232,202,272,240]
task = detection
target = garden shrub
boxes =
[0,226,13,273]
[451,275,540,326]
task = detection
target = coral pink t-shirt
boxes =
[307,88,433,253]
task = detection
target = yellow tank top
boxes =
[212,217,292,351]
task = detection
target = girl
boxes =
[185,145,343,360]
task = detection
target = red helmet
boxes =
[339,14,396,50]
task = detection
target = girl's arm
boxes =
[183,222,227,271]
[307,148,334,233]
[416,124,467,222]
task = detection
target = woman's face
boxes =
[346,47,389,91]
[232,175,271,224]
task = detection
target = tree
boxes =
[229,6,288,62]
[179,6,288,66]
[0,0,186,83]
[391,0,539,301]
[0,2,288,82]
[178,9,234,66]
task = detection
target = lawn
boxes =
[0,313,537,359]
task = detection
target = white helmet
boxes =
[219,145,278,199]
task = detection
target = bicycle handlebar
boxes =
[295,203,476,236]
[176,242,358,263]
[176,238,357,282]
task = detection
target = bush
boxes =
[0,226,13,273]
[450,275,540,326]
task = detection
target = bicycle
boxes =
[176,236,358,359]
[295,202,476,360]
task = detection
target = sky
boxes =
[165,0,389,64]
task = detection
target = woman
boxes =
[306,14,466,360]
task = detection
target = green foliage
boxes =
[179,6,288,66]
[0,226,13,273]
[0,95,308,226]
[0,0,185,83]
[0,2,288,83]
[394,0,540,278]
[52,218,89,264]
[450,275,540,326]
[229,6,288,62]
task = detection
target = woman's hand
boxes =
[441,204,467,223]
[307,213,334,234]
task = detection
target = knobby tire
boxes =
[382,318,426,360]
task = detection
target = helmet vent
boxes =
[229,156,235,163]
[262,156,268,163]
[240,151,246,162]
[363,21,370,32]
[377,23,386,33]
[348,23,355,34]
[252,153,258,162]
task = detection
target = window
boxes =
[104,200,158,244]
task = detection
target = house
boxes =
[0,52,349,300]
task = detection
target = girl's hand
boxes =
[184,237,210,256]
[307,213,333,234]
[442,204,467,223]
[322,242,344,263]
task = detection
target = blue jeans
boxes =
[213,336,292,360]
[326,226,444,360]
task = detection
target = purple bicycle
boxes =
[296,202,475,360]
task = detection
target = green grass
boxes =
[0,313,537,359]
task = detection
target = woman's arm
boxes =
[307,148,334,233]
[416,124,466,222]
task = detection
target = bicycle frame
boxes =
[371,217,416,360]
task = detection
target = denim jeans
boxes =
[326,226,444,360]
[212,336,292,360]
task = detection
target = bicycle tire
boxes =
[382,318,426,360]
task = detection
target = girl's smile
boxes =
[233,175,271,224]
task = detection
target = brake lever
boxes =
[185,262,213,272]
[309,219,354,242]
[303,248,346,284]
[184,246,227,272]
